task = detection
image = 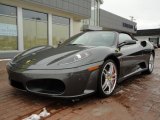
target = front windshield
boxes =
[64,31,116,47]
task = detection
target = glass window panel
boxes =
[23,9,47,21]
[0,4,16,16]
[0,4,17,50]
[23,9,48,49]
[52,16,70,47]
[23,19,36,49]
[52,24,69,47]
[36,21,48,45]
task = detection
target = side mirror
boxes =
[118,40,136,48]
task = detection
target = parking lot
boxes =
[0,49,160,120]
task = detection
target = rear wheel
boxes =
[144,53,154,74]
[97,60,118,97]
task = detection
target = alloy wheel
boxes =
[101,62,117,95]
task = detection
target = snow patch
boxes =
[0,59,11,62]
[116,90,125,94]
[23,108,50,120]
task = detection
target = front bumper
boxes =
[7,62,102,98]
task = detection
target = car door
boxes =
[118,33,144,77]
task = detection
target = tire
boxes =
[97,59,118,98]
[144,53,154,74]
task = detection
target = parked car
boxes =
[7,31,155,98]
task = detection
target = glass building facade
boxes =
[0,4,17,50]
[0,4,70,51]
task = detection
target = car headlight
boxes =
[59,51,91,65]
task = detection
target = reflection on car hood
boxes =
[11,45,94,70]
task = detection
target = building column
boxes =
[48,14,52,46]
[70,18,73,37]
[17,7,24,51]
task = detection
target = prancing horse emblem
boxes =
[26,60,32,64]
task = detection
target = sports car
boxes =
[7,31,155,98]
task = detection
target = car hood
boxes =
[11,45,116,70]
[11,45,93,69]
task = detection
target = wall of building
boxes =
[135,35,160,42]
[135,35,160,47]
[73,20,83,35]
[0,0,90,20]
[135,36,159,41]
[22,0,91,19]
[100,9,137,34]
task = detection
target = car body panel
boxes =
[7,61,103,97]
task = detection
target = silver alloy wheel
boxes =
[101,62,117,95]
[149,54,154,72]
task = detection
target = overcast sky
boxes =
[100,0,160,30]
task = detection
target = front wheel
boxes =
[144,53,154,74]
[97,60,118,97]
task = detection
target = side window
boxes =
[119,33,133,44]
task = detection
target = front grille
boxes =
[10,79,25,90]
[26,79,65,95]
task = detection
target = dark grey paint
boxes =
[7,31,154,98]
